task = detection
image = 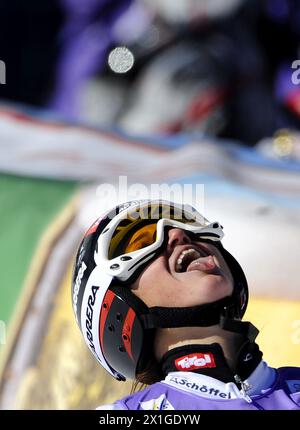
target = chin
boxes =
[195,278,232,298]
[184,270,226,284]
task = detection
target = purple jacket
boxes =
[98,363,300,410]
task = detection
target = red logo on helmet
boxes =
[175,353,216,371]
[85,218,102,237]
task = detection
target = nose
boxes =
[167,228,191,250]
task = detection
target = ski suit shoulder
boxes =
[96,366,300,410]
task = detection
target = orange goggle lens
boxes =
[108,221,158,259]
[124,223,157,254]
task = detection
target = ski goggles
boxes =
[97,200,224,281]
[108,201,223,256]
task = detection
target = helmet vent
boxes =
[120,256,132,261]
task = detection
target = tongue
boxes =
[186,255,216,272]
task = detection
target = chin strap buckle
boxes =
[220,315,259,342]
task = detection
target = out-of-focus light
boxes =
[108,46,134,74]
[273,129,294,157]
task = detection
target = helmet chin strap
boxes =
[140,297,232,329]
[219,315,259,343]
[140,297,259,343]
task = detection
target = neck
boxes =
[154,325,245,372]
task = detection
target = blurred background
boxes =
[0,0,299,409]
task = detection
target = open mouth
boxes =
[175,247,219,274]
